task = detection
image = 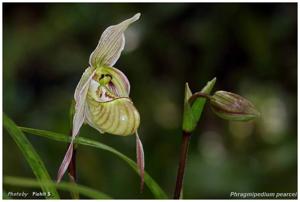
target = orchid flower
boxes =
[57,13,144,189]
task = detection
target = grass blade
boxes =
[3,191,11,199]
[4,176,111,199]
[19,126,168,199]
[3,114,60,199]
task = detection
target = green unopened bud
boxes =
[210,91,260,121]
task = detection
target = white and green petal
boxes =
[73,67,96,136]
[89,13,141,68]
[57,67,96,183]
[74,67,95,101]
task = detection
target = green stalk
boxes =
[175,78,216,199]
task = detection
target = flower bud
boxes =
[210,91,260,121]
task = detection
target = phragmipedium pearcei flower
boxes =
[57,13,144,187]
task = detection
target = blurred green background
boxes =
[3,3,297,199]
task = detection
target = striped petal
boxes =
[57,142,74,182]
[89,13,140,68]
[73,68,96,137]
[85,97,140,136]
[57,67,96,182]
[74,67,94,101]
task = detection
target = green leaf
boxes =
[4,176,111,199]
[192,77,216,121]
[19,127,168,199]
[3,114,60,199]
[182,83,196,132]
[182,78,216,132]
[3,191,11,199]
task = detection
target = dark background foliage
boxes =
[3,3,297,199]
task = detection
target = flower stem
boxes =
[173,131,191,199]
[188,92,211,105]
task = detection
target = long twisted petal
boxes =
[74,67,94,101]
[136,132,145,192]
[73,68,96,136]
[57,67,96,182]
[57,142,74,182]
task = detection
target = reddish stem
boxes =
[173,131,191,199]
[188,92,211,105]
